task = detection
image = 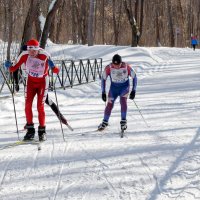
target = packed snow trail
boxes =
[0,46,200,200]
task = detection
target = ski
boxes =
[81,128,108,136]
[60,115,73,131]
[66,123,73,131]
[0,141,23,150]
[0,140,42,151]
[22,140,42,151]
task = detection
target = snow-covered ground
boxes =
[0,45,200,200]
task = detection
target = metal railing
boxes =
[0,58,103,94]
[49,58,102,90]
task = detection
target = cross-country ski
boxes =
[0,140,41,150]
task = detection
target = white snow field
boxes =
[0,45,200,200]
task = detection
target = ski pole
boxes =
[133,100,150,128]
[53,75,65,142]
[0,66,19,139]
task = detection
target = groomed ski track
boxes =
[0,46,200,200]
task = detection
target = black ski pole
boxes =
[53,75,65,142]
[0,66,19,139]
[133,100,150,128]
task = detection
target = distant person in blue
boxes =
[191,35,198,51]
[98,54,137,131]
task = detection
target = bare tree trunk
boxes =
[156,11,160,46]
[166,0,174,47]
[93,0,97,43]
[34,0,42,41]
[7,0,13,61]
[88,0,95,46]
[49,15,56,42]
[135,0,139,23]
[72,0,77,44]
[101,0,105,44]
[81,0,87,44]
[123,0,137,47]
[40,0,64,49]
[138,0,144,45]
[112,0,118,45]
[55,0,65,43]
[112,0,123,45]
[177,0,185,47]
[3,2,8,42]
[197,3,200,39]
[188,0,192,37]
[74,0,88,45]
[21,0,39,48]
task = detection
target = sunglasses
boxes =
[27,46,40,50]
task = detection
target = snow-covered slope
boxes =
[0,45,200,200]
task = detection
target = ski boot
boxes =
[23,123,35,141]
[38,126,47,142]
[120,120,127,131]
[98,120,108,131]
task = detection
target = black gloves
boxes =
[102,93,107,102]
[102,91,135,101]
[129,90,136,100]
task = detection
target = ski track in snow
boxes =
[52,141,71,200]
[0,155,12,187]
[1,46,200,199]
[79,142,120,200]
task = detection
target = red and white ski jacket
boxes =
[9,50,58,82]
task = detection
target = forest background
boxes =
[0,0,200,51]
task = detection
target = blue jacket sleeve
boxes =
[132,74,137,91]
[101,79,106,93]
[101,66,109,93]
[48,59,55,69]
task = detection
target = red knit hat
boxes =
[27,39,40,50]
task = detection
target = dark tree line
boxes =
[0,0,200,51]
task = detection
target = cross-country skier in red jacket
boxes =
[5,39,59,141]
